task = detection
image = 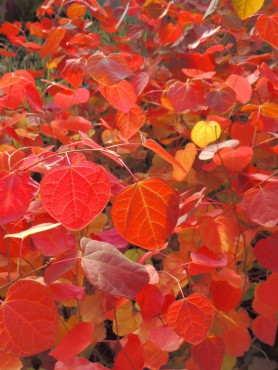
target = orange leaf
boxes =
[115,104,146,139]
[99,80,137,112]
[166,294,214,345]
[143,139,187,177]
[49,322,94,361]
[111,177,180,250]
[40,27,66,58]
[173,143,197,181]
[0,280,58,357]
[256,14,278,49]
[254,233,278,272]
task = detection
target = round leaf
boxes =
[232,0,264,20]
[191,120,221,148]
[111,178,180,249]
[40,162,111,231]
[166,294,214,345]
[0,280,58,357]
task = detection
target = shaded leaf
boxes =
[206,85,236,113]
[111,177,180,249]
[166,294,214,345]
[0,280,58,357]
[254,234,278,272]
[114,334,144,370]
[192,335,225,370]
[242,183,278,227]
[0,171,39,225]
[40,162,111,230]
[252,314,277,346]
[80,238,149,298]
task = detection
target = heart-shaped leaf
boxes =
[191,120,221,148]
[213,146,253,172]
[166,294,214,345]
[0,280,58,357]
[80,238,149,298]
[256,14,278,49]
[40,161,111,230]
[111,177,180,249]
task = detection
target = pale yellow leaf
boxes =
[4,223,61,239]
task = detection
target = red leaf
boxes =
[115,104,146,139]
[254,234,278,272]
[255,273,278,310]
[44,250,81,284]
[80,238,149,298]
[99,80,137,112]
[55,357,109,370]
[49,322,94,361]
[51,116,92,133]
[48,282,85,302]
[32,224,76,256]
[242,183,278,228]
[166,81,206,112]
[40,27,66,58]
[252,314,277,346]
[166,294,214,345]
[111,177,180,249]
[0,280,58,357]
[0,171,39,225]
[206,85,236,113]
[40,162,110,230]
[256,14,278,49]
[54,88,90,109]
[0,220,31,258]
[114,334,144,370]
[213,146,253,172]
[24,83,43,113]
[136,284,164,320]
[191,335,225,370]
[87,53,131,85]
[0,352,22,370]
[226,74,252,104]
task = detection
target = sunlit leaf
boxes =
[166,294,214,344]
[111,177,180,249]
[232,0,265,20]
[40,162,111,230]
[40,27,66,58]
[191,120,221,148]
[256,14,278,49]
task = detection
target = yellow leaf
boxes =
[232,0,265,20]
[113,299,141,336]
[4,223,61,239]
[173,143,197,181]
[191,120,221,148]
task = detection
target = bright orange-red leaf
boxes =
[255,273,278,311]
[0,220,31,258]
[143,139,187,177]
[80,238,149,298]
[54,88,89,109]
[242,183,278,228]
[226,74,252,104]
[166,294,214,345]
[114,334,144,370]
[257,14,278,49]
[173,143,197,181]
[136,284,164,320]
[213,146,253,172]
[40,27,66,58]
[99,80,137,112]
[87,53,131,85]
[0,280,58,357]
[49,322,94,361]
[40,162,111,230]
[115,104,146,139]
[192,335,225,370]
[111,177,180,249]
[51,116,91,133]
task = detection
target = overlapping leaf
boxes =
[80,238,149,298]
